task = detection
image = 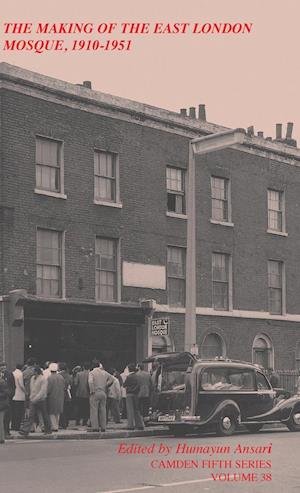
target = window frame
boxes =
[35,135,66,199]
[211,176,231,224]
[36,227,65,299]
[267,259,285,315]
[267,189,285,234]
[212,252,232,311]
[167,245,186,307]
[166,166,186,217]
[94,149,121,207]
[95,237,120,303]
[252,334,274,371]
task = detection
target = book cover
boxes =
[0,1,299,492]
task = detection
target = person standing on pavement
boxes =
[19,366,52,437]
[88,360,114,432]
[106,370,121,424]
[136,363,152,419]
[47,363,65,431]
[11,364,26,431]
[120,366,129,419]
[123,363,144,431]
[58,362,72,429]
[0,362,16,437]
[0,375,9,444]
[74,362,90,426]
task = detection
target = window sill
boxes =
[267,229,288,237]
[213,307,231,312]
[166,211,187,220]
[94,200,123,209]
[210,219,234,227]
[95,300,121,304]
[35,189,67,200]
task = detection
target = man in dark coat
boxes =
[123,363,144,430]
[0,362,16,437]
[47,363,65,431]
[136,363,152,418]
[0,376,9,444]
[74,362,90,426]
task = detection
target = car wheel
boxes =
[245,423,263,433]
[216,413,237,436]
[286,409,300,432]
[168,425,189,437]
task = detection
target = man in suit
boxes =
[136,363,152,419]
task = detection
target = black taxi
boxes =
[146,352,300,436]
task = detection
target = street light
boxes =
[184,129,246,352]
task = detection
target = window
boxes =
[166,167,186,215]
[256,372,271,390]
[95,238,118,302]
[268,189,284,232]
[211,177,229,222]
[201,368,255,391]
[37,229,63,297]
[167,246,186,306]
[268,260,283,314]
[212,253,230,310]
[94,151,118,203]
[201,333,225,359]
[252,334,274,370]
[36,136,62,193]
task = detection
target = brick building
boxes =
[1,62,300,372]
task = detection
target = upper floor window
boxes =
[94,151,119,204]
[268,260,284,314]
[212,253,230,310]
[37,228,63,298]
[211,177,230,222]
[166,167,186,215]
[268,189,285,232]
[36,136,63,194]
[167,246,186,306]
[95,237,118,302]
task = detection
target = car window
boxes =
[201,368,255,391]
[161,369,186,391]
[256,371,271,390]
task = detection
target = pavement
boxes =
[6,421,169,440]
[5,420,284,441]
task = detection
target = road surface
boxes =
[0,428,299,493]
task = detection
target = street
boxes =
[0,428,299,493]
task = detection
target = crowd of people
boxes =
[0,358,154,443]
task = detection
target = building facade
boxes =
[1,63,300,372]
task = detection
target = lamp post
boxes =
[184,129,246,353]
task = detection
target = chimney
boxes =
[247,126,254,136]
[180,108,187,117]
[276,123,282,140]
[257,131,264,138]
[198,104,206,121]
[286,122,293,139]
[189,107,196,118]
[83,80,92,89]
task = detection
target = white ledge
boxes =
[267,229,288,237]
[34,189,67,200]
[94,200,123,208]
[155,304,300,321]
[210,219,234,227]
[166,211,187,220]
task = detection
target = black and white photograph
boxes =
[0,1,299,492]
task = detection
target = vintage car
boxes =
[145,352,300,436]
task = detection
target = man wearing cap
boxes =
[47,363,65,432]
[88,360,114,432]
